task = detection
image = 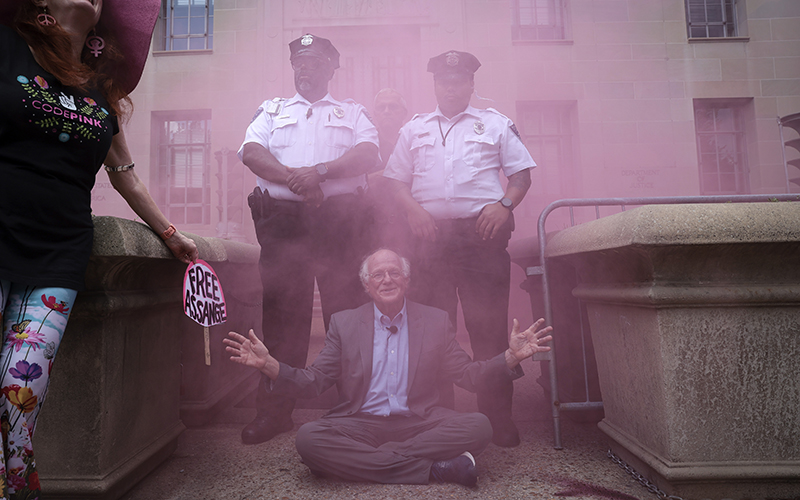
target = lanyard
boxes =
[437,114,467,146]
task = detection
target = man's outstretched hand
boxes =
[224,329,280,379]
[505,318,553,368]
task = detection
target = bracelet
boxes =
[104,162,135,172]
[160,223,177,240]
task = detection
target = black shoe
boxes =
[429,451,477,487]
[491,420,520,448]
[241,415,293,445]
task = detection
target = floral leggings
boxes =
[0,281,75,500]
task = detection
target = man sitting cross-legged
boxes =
[224,248,552,486]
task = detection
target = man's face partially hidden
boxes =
[291,55,333,98]
[433,72,473,117]
[366,250,409,314]
[373,92,407,135]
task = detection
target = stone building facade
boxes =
[90,0,800,241]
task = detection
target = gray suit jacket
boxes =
[268,301,523,419]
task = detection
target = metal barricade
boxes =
[533,193,800,449]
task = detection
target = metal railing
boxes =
[532,193,800,449]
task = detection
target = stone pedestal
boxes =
[546,202,800,499]
[34,217,261,499]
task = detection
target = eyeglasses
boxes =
[375,102,405,114]
[368,270,404,282]
[291,57,324,71]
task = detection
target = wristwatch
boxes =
[500,197,514,211]
[314,162,329,181]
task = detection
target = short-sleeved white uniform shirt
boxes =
[239,93,379,201]
[383,105,535,219]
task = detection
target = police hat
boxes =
[289,34,340,69]
[427,51,481,77]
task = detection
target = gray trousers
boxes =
[295,409,492,484]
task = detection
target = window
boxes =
[314,25,421,114]
[517,101,576,199]
[694,101,750,195]
[512,0,567,41]
[686,0,738,38]
[152,111,212,225]
[332,54,413,111]
[160,0,213,51]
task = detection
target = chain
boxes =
[607,449,685,500]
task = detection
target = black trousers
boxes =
[253,193,371,419]
[409,216,514,427]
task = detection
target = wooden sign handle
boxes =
[204,326,211,366]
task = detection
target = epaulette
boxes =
[363,109,375,125]
[486,107,522,139]
[264,97,286,115]
[485,107,506,117]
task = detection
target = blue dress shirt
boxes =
[359,301,412,416]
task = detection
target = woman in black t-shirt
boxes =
[0,1,198,497]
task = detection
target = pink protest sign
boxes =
[183,260,227,366]
[183,259,227,327]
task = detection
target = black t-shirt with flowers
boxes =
[0,25,118,290]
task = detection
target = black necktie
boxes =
[387,326,398,334]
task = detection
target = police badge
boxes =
[333,107,345,118]
[446,52,459,67]
[301,34,313,46]
[473,121,485,135]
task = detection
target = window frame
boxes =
[693,99,751,195]
[516,100,578,201]
[157,0,214,52]
[511,0,569,42]
[151,109,213,226]
[685,0,742,39]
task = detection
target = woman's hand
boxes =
[164,231,198,264]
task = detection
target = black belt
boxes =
[435,213,515,235]
[248,187,363,220]
[435,217,479,232]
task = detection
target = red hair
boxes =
[13,2,131,119]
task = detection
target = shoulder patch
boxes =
[509,122,521,139]
[250,106,264,123]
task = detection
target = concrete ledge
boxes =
[546,202,800,257]
[90,216,258,264]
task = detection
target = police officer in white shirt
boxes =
[383,50,535,448]
[238,33,379,445]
